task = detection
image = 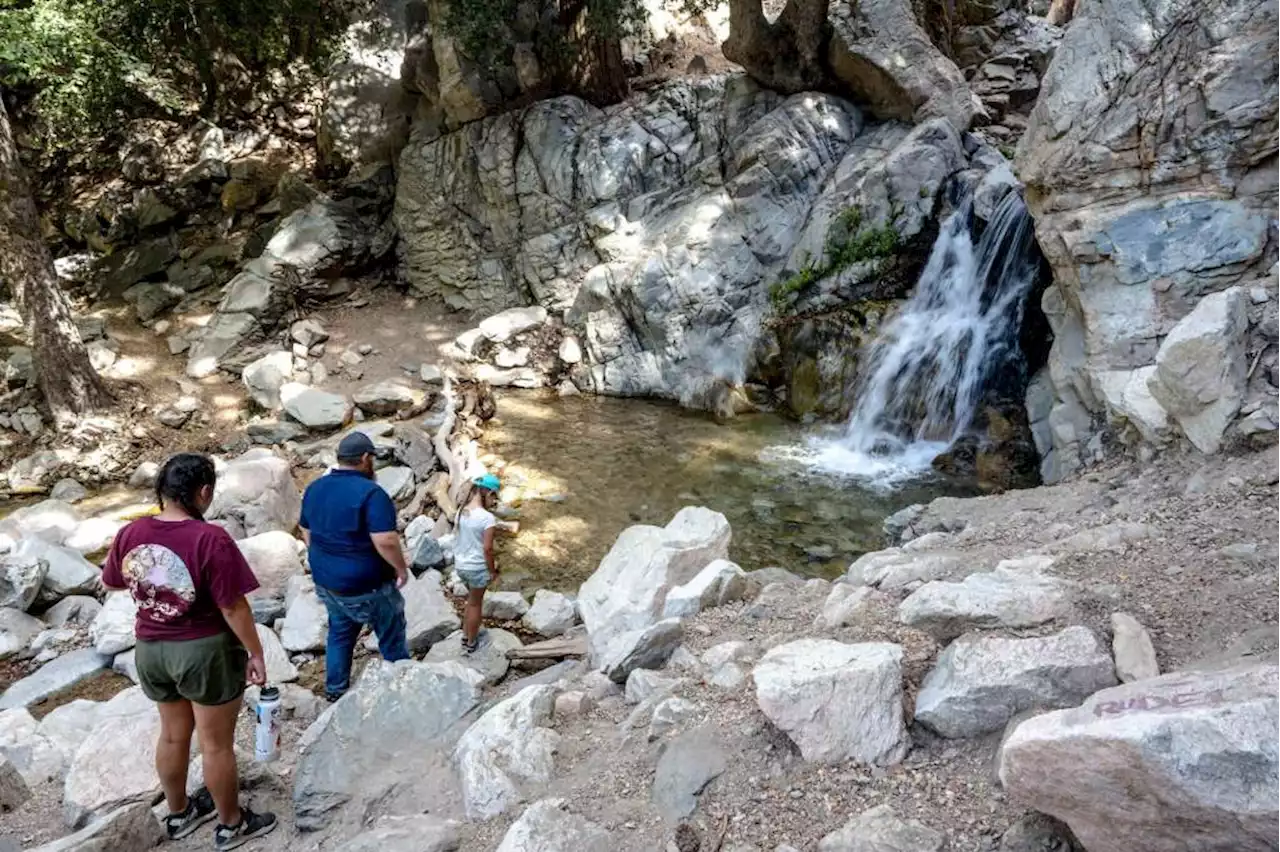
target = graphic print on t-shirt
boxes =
[120,543,198,622]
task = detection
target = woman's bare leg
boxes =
[192,697,243,825]
[156,699,196,813]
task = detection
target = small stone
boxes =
[482,591,530,621]
[1111,612,1159,683]
[554,691,594,718]
[290,319,329,348]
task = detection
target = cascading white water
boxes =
[810,191,1040,483]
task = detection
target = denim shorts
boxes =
[456,567,491,590]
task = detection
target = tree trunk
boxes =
[0,93,111,425]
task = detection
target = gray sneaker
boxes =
[213,807,277,851]
[164,787,216,840]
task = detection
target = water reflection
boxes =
[480,392,976,592]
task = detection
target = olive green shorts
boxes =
[135,632,247,706]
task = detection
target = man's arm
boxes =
[366,489,408,587]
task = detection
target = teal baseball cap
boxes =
[473,473,501,492]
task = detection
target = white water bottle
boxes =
[254,686,281,763]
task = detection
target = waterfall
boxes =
[812,191,1041,482]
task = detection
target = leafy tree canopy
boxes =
[0,0,362,149]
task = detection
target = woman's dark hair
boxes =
[155,453,217,520]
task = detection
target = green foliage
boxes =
[0,0,359,149]
[770,205,901,312]
[439,0,648,72]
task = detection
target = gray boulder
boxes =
[334,814,461,852]
[293,659,484,830]
[281,383,351,431]
[915,626,1118,738]
[662,558,749,618]
[483,591,530,621]
[236,530,304,600]
[28,801,164,852]
[817,804,945,851]
[495,800,612,852]
[354,380,416,416]
[89,592,137,655]
[280,581,328,653]
[898,560,1074,640]
[45,596,102,628]
[579,507,729,670]
[424,628,521,686]
[5,499,81,545]
[1148,287,1250,454]
[652,727,726,820]
[454,685,559,819]
[601,618,684,684]
[0,649,111,711]
[478,307,549,343]
[999,663,1278,852]
[0,608,44,660]
[0,550,48,611]
[63,687,161,827]
[753,639,907,765]
[521,590,577,638]
[49,479,87,504]
[0,753,28,810]
[241,351,294,410]
[18,540,100,602]
[206,449,302,538]
[375,466,415,502]
[395,570,460,654]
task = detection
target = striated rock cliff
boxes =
[1017,0,1278,479]
[395,74,1014,404]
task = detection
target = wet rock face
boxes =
[1017,0,1279,478]
[396,78,1013,406]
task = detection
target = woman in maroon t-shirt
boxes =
[103,453,277,850]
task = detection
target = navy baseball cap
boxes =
[336,431,376,460]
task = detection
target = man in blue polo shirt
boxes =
[299,432,410,701]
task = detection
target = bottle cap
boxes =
[260,685,280,701]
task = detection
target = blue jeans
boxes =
[316,582,410,698]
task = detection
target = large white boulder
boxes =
[63,686,161,827]
[236,530,304,599]
[578,507,729,667]
[207,449,302,538]
[5,500,81,545]
[1148,287,1250,454]
[753,639,907,765]
[521,590,577,638]
[898,560,1074,640]
[241,350,294,410]
[914,626,1118,738]
[495,799,612,852]
[454,685,560,819]
[293,659,484,831]
[662,559,749,618]
[24,539,100,601]
[89,592,137,655]
[0,700,102,787]
[64,517,122,557]
[478,306,548,343]
[280,581,328,652]
[999,663,1278,852]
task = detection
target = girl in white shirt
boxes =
[454,474,501,653]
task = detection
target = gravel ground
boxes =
[4,446,1275,851]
